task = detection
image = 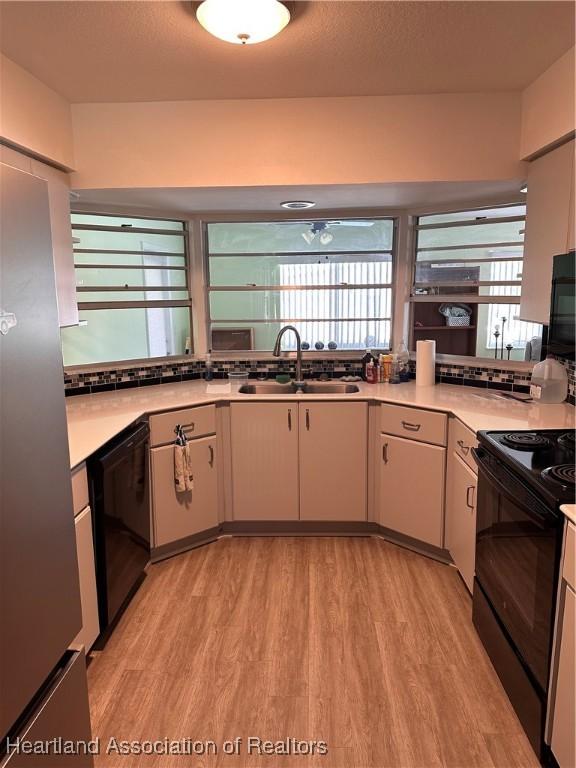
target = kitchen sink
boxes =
[238,382,360,395]
[304,382,360,394]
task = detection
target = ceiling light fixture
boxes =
[280,200,316,209]
[196,0,290,45]
[520,184,528,193]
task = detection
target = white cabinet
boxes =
[445,418,478,593]
[446,453,477,593]
[1,148,78,327]
[229,401,367,522]
[151,435,218,546]
[568,161,575,252]
[551,583,575,768]
[379,433,445,547]
[73,506,99,652]
[230,403,299,520]
[299,402,367,521]
[549,520,576,768]
[520,139,575,324]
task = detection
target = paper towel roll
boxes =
[416,340,436,387]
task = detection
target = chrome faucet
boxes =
[273,325,305,387]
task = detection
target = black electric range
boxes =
[477,429,575,508]
[472,429,575,763]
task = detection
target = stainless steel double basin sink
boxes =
[238,381,360,395]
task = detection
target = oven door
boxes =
[473,448,561,694]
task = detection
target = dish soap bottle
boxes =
[529,355,568,403]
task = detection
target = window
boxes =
[206,219,395,351]
[61,214,191,366]
[412,204,542,361]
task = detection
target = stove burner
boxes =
[558,432,576,451]
[541,464,576,487]
[501,432,553,450]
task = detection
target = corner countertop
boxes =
[66,379,575,470]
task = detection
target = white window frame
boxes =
[203,214,398,356]
[407,200,538,369]
[65,199,538,373]
[65,209,193,370]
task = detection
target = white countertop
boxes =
[66,379,575,469]
[560,505,576,525]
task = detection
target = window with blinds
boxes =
[61,213,191,366]
[412,204,542,361]
[206,219,395,352]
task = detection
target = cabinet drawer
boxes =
[380,404,447,446]
[71,463,89,517]
[449,417,478,472]
[150,404,216,447]
[563,521,575,590]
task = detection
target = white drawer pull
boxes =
[174,422,195,434]
[402,420,421,432]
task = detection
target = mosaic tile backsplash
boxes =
[64,355,576,405]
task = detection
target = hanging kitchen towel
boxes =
[174,426,194,493]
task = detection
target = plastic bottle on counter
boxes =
[366,359,376,384]
[382,354,392,383]
[529,355,568,403]
[390,354,401,384]
[204,351,214,381]
[395,340,410,381]
[362,349,375,381]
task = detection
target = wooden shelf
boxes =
[414,325,476,331]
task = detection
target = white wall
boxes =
[70,93,525,190]
[0,54,75,169]
[520,47,575,160]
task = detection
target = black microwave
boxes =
[546,250,575,359]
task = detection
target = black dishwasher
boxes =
[88,421,150,647]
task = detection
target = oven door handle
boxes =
[472,448,554,526]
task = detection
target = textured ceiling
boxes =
[0,1,574,103]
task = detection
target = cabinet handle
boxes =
[208,445,214,467]
[466,485,475,510]
[402,421,421,432]
[306,409,310,430]
[288,408,292,431]
[457,439,470,456]
[175,422,195,434]
[382,442,388,464]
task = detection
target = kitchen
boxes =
[0,2,575,767]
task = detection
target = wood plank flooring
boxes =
[87,537,539,768]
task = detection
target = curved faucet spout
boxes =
[273,325,304,385]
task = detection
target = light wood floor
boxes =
[88,537,539,768]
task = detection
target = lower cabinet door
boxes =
[379,433,445,546]
[446,452,477,593]
[230,403,299,520]
[552,583,575,768]
[299,402,367,521]
[151,436,218,547]
[73,506,100,652]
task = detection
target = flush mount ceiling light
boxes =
[196,0,290,45]
[520,184,528,193]
[280,200,316,209]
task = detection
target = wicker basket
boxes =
[446,315,471,327]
